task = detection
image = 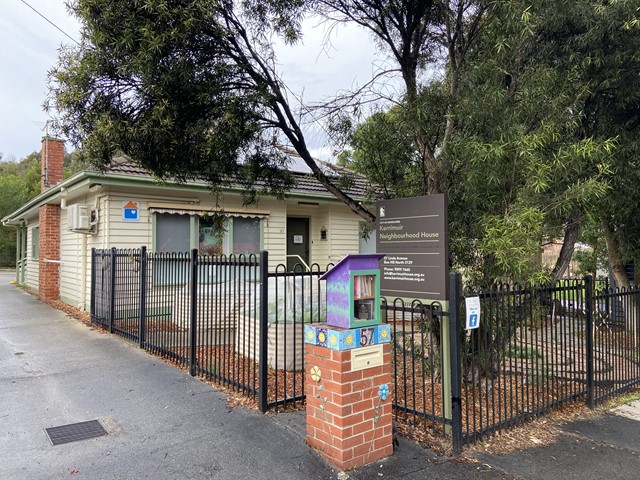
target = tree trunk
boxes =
[551,215,581,283]
[603,223,637,343]
[603,224,630,289]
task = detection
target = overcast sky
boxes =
[0,1,396,162]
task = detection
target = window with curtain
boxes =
[154,213,191,285]
[358,222,376,254]
[198,216,224,255]
[156,213,190,253]
[154,212,262,256]
[232,217,261,255]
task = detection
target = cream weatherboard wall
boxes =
[309,207,331,267]
[263,199,287,266]
[60,194,109,308]
[48,187,364,311]
[328,205,361,263]
[59,206,81,306]
[25,223,39,289]
[105,193,153,249]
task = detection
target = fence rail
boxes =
[90,249,640,453]
[384,298,452,435]
[450,274,640,452]
[90,247,327,412]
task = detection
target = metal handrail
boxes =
[285,254,311,272]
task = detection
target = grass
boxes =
[605,388,640,408]
[507,344,542,360]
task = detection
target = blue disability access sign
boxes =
[122,201,140,222]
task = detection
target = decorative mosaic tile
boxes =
[315,328,328,347]
[327,331,340,348]
[304,324,391,350]
[304,325,316,345]
[340,330,357,350]
[378,324,391,343]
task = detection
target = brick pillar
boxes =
[38,204,61,302]
[41,136,65,191]
[305,325,393,471]
[38,137,64,301]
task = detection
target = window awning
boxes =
[148,202,269,218]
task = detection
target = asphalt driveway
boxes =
[0,271,334,480]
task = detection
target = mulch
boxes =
[154,344,305,410]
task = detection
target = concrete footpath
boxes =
[1,270,639,480]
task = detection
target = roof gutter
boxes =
[2,167,365,227]
[62,171,364,203]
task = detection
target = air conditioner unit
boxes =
[67,204,90,230]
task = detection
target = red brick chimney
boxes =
[39,137,64,301]
[41,136,65,191]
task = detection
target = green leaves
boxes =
[480,208,547,284]
[343,0,638,283]
[48,0,299,204]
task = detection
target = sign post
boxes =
[376,194,450,431]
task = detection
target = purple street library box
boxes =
[320,254,385,329]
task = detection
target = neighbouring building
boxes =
[2,137,375,311]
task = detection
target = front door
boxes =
[286,217,310,271]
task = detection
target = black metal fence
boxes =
[90,250,640,453]
[384,298,453,436]
[448,274,640,452]
[0,254,16,268]
[91,247,327,412]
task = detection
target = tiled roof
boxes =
[100,148,370,200]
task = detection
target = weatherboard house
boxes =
[1,137,375,310]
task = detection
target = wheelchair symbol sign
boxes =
[465,296,481,330]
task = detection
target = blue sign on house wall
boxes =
[122,201,140,222]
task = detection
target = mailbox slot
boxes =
[351,344,384,372]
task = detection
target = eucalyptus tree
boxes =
[312,0,488,195]
[448,0,620,283]
[339,0,631,284]
[501,0,640,286]
[47,0,375,222]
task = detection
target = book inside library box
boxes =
[350,271,380,327]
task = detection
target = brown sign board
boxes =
[376,194,449,300]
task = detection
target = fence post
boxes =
[604,276,610,317]
[448,271,463,454]
[189,248,198,377]
[636,285,640,352]
[90,248,96,322]
[108,247,117,334]
[584,275,594,409]
[258,250,269,413]
[138,246,147,349]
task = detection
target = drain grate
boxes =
[45,420,108,446]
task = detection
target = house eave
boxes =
[1,168,365,227]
